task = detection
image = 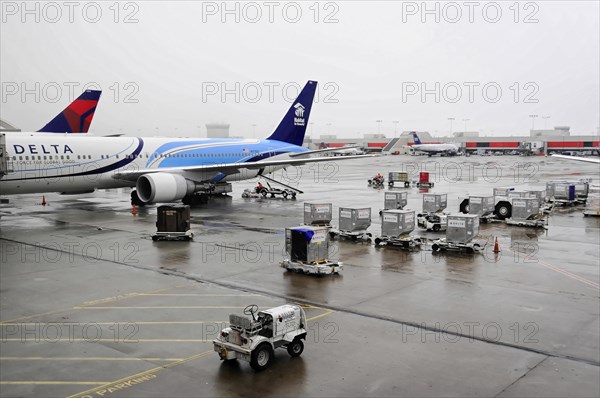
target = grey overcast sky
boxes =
[1,0,599,138]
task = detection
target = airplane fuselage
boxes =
[411,143,458,154]
[0,133,308,195]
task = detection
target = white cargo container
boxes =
[446,214,480,244]
[304,203,333,225]
[422,194,447,213]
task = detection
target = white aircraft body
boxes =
[410,132,459,155]
[0,81,370,205]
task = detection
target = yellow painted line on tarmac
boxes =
[67,350,213,398]
[0,321,227,326]
[307,309,336,321]
[0,285,186,324]
[1,381,107,385]
[504,246,600,289]
[73,306,248,309]
[136,293,263,297]
[2,338,212,343]
[0,357,184,361]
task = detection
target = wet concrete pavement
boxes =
[1,155,599,397]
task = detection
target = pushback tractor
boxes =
[417,193,448,232]
[213,304,307,371]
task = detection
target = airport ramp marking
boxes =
[0,381,108,385]
[0,285,190,324]
[67,309,336,398]
[72,306,251,309]
[66,350,214,398]
[2,338,213,343]
[504,245,599,289]
[0,357,184,361]
[0,321,228,326]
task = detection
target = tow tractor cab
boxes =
[213,304,307,371]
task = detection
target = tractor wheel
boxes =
[432,243,440,252]
[287,339,304,357]
[374,238,382,246]
[282,191,289,199]
[495,201,512,220]
[260,189,268,198]
[459,199,470,214]
[432,224,441,232]
[250,343,273,371]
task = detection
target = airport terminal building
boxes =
[307,127,600,155]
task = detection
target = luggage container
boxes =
[330,207,372,241]
[304,203,333,226]
[152,205,193,241]
[422,193,447,213]
[553,183,576,201]
[381,210,415,237]
[282,226,342,275]
[546,181,589,203]
[375,210,422,249]
[583,189,600,217]
[384,192,408,211]
[388,172,410,188]
[493,187,515,197]
[526,189,546,206]
[510,198,542,220]
[468,196,495,218]
[446,214,479,244]
[416,172,434,188]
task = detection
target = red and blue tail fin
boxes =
[411,132,423,145]
[266,81,317,146]
[37,90,101,133]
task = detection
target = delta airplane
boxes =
[0,81,371,206]
[409,132,459,156]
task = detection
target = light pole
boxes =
[376,120,383,135]
[462,118,470,132]
[529,115,538,131]
[448,117,455,134]
[542,116,550,129]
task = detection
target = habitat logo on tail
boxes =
[38,90,101,133]
[267,81,317,146]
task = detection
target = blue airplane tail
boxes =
[38,90,101,133]
[411,132,422,145]
[266,81,317,146]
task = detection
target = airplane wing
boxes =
[288,145,362,157]
[112,154,377,182]
[551,154,600,164]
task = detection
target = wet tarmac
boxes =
[1,155,599,397]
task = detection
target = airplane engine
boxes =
[136,173,195,203]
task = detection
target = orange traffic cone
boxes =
[132,205,137,216]
[41,195,47,206]
[493,237,500,253]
